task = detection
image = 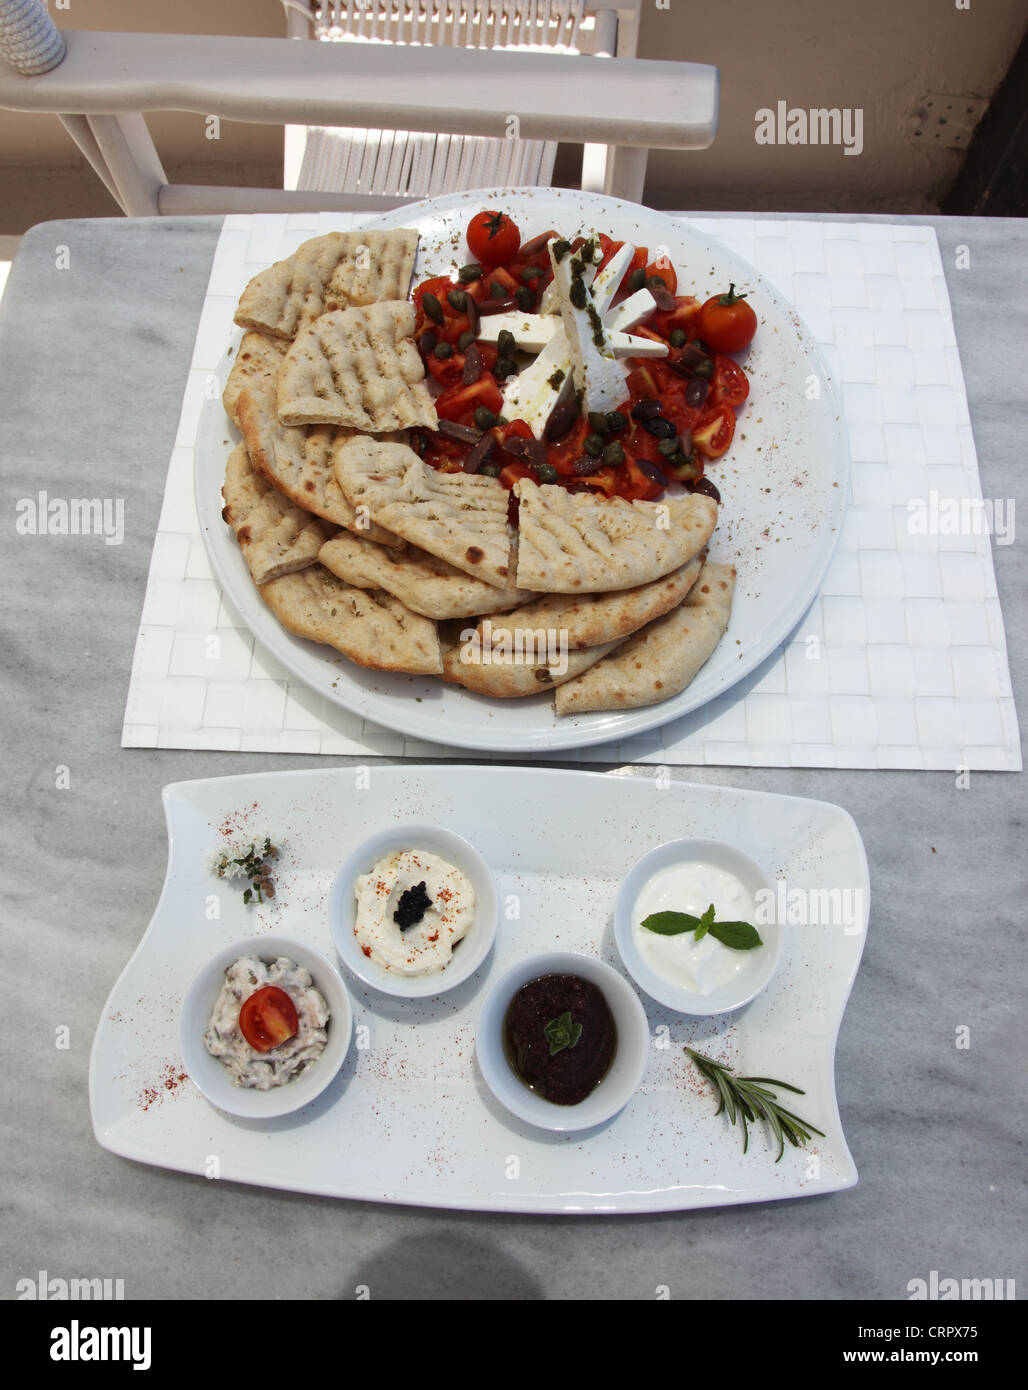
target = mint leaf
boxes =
[693,903,717,942]
[708,920,763,951]
[640,911,702,936]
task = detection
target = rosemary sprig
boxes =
[685,1047,824,1162]
[214,836,278,905]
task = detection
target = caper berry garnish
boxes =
[433,341,454,359]
[421,292,444,325]
[583,433,605,457]
[601,441,626,467]
[446,288,468,313]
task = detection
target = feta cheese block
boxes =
[548,238,628,415]
[502,324,573,436]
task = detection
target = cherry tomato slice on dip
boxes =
[467,211,521,267]
[239,985,299,1053]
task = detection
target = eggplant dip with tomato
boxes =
[204,954,330,1089]
[408,211,755,507]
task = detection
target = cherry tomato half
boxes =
[709,354,750,408]
[467,211,521,268]
[697,284,757,353]
[693,402,737,459]
[239,986,299,1053]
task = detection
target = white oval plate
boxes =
[195,187,849,753]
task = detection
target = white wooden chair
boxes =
[0,0,718,215]
[282,0,648,203]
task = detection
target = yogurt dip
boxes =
[633,859,759,996]
[204,954,330,1089]
[353,849,475,976]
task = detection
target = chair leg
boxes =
[603,146,648,204]
[57,114,126,210]
[86,113,167,216]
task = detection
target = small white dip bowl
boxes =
[179,934,353,1119]
[614,838,782,1015]
[330,822,498,998]
[475,951,650,1133]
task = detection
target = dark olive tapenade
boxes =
[504,973,617,1105]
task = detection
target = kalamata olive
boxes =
[446,288,468,313]
[457,263,483,283]
[630,399,662,421]
[502,435,547,469]
[572,455,604,476]
[438,419,482,444]
[465,294,479,333]
[544,398,579,442]
[477,295,520,316]
[462,341,483,385]
[684,377,709,408]
[474,406,499,430]
[463,433,496,473]
[517,231,554,258]
[635,458,668,488]
[668,342,711,376]
[646,278,676,312]
[690,476,721,504]
[419,327,438,355]
[421,292,444,325]
[643,416,677,439]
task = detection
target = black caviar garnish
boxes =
[393,881,433,931]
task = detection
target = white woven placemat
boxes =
[122,213,1020,770]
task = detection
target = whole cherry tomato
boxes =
[466,211,521,268]
[697,284,757,353]
[239,986,299,1053]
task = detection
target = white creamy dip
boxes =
[203,954,330,1089]
[633,859,758,996]
[354,849,475,975]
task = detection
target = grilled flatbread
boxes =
[335,438,512,588]
[260,564,442,675]
[276,301,437,431]
[554,560,736,714]
[222,332,287,426]
[221,444,333,585]
[481,554,705,650]
[234,229,418,339]
[439,627,624,698]
[318,532,534,620]
[514,481,717,593]
[235,386,401,547]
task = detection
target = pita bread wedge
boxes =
[234,229,418,339]
[439,627,624,698]
[554,561,736,715]
[335,438,513,589]
[276,302,437,431]
[260,564,442,675]
[221,444,334,585]
[318,532,535,620]
[222,332,287,426]
[235,386,401,548]
[485,553,704,651]
[514,481,717,593]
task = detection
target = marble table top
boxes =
[0,211,1023,1301]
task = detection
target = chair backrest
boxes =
[284,0,597,196]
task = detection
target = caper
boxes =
[433,341,454,359]
[479,461,502,478]
[583,433,605,457]
[489,280,506,299]
[421,292,444,325]
[520,265,543,284]
[516,286,536,312]
[534,463,558,484]
[446,288,468,313]
[669,328,687,348]
[601,441,626,467]
[496,329,516,355]
[457,329,476,352]
[457,264,483,283]
[605,410,627,434]
[587,412,609,437]
[626,266,647,294]
[474,406,499,430]
[495,356,518,378]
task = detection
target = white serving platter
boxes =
[195,187,849,753]
[90,766,869,1213]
